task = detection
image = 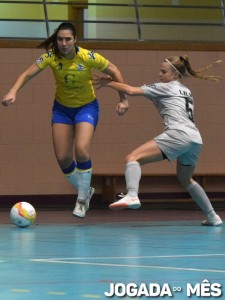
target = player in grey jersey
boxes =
[94,55,222,226]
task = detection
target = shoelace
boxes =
[78,202,86,211]
[118,193,126,198]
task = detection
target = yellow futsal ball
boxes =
[10,202,36,228]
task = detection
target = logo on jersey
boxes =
[87,51,95,60]
[64,74,76,86]
[45,51,53,58]
[87,114,94,120]
[77,64,84,71]
[36,57,44,64]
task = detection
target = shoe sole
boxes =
[109,203,141,210]
[202,220,223,226]
[73,212,85,218]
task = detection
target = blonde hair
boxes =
[165,55,222,82]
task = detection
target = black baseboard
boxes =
[1,192,225,210]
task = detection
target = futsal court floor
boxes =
[1,207,225,300]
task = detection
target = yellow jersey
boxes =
[36,46,109,108]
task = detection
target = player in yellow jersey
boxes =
[2,22,128,218]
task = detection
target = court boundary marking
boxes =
[30,253,225,274]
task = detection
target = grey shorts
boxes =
[154,130,202,166]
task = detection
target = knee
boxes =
[76,152,90,163]
[177,173,193,189]
[56,156,73,170]
[75,146,90,162]
[125,152,137,164]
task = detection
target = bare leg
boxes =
[74,122,95,163]
[52,122,95,217]
[176,162,213,213]
[126,139,164,165]
[52,123,74,170]
[52,122,94,195]
[52,122,95,167]
[176,161,222,225]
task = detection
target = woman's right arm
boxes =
[107,81,144,96]
[94,73,144,96]
[2,63,42,106]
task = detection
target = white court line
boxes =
[30,260,225,274]
[30,254,225,274]
[31,253,225,261]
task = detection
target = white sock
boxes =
[186,181,216,216]
[125,161,141,198]
[65,169,78,189]
[76,169,92,201]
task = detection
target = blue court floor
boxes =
[0,208,225,300]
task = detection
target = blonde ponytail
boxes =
[166,55,222,82]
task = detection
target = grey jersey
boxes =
[141,80,202,144]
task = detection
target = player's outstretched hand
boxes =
[93,73,112,89]
[2,91,16,106]
[116,100,129,116]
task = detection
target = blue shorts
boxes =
[52,99,99,128]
